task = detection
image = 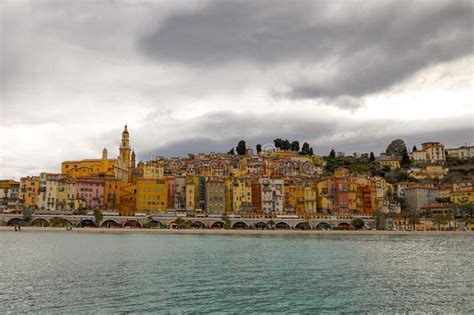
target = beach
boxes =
[0,226,472,236]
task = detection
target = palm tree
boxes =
[173,217,185,229]
[444,213,453,230]
[372,209,386,230]
[93,209,103,226]
[401,212,408,230]
[432,214,445,231]
[184,220,193,229]
[267,220,276,230]
[221,213,231,229]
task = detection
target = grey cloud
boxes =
[137,111,473,160]
[139,0,473,101]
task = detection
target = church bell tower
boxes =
[119,125,131,168]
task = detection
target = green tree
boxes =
[267,220,276,230]
[432,214,446,230]
[184,220,193,229]
[50,217,67,227]
[351,218,365,230]
[401,147,411,167]
[236,140,247,155]
[412,145,417,152]
[282,140,291,151]
[300,142,310,155]
[256,144,262,153]
[309,147,314,156]
[290,141,300,152]
[369,152,375,162]
[227,148,235,155]
[93,209,103,226]
[408,216,420,231]
[329,149,336,158]
[435,197,451,203]
[273,138,283,149]
[173,217,186,229]
[22,208,32,223]
[385,139,407,156]
[221,213,232,229]
[372,209,386,230]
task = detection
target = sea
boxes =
[0,232,472,313]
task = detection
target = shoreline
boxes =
[0,226,472,236]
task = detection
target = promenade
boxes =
[1,226,472,236]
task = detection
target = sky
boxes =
[1,0,473,179]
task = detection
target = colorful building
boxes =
[205,179,226,215]
[0,180,20,211]
[75,177,105,209]
[450,188,474,204]
[136,178,168,213]
[260,178,284,213]
[19,176,40,209]
[232,177,253,213]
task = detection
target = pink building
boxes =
[76,177,105,209]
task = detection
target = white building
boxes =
[411,142,445,163]
[38,173,60,211]
[405,186,439,213]
[457,146,474,159]
[259,178,284,213]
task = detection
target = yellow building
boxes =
[185,176,200,211]
[142,160,164,179]
[451,189,474,204]
[303,182,317,215]
[19,176,40,209]
[316,178,333,212]
[104,177,124,212]
[232,177,253,213]
[225,178,233,213]
[409,164,447,180]
[425,165,447,179]
[377,156,401,170]
[118,182,136,216]
[62,147,117,178]
[284,181,305,216]
[136,178,168,213]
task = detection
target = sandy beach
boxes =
[0,226,472,236]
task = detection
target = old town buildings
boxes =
[1,127,472,218]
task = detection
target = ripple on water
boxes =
[0,233,473,313]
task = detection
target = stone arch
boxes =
[275,222,291,230]
[123,220,142,228]
[295,222,311,230]
[210,221,224,229]
[232,221,249,229]
[315,222,332,230]
[101,220,119,228]
[191,221,207,229]
[255,222,268,230]
[31,218,50,227]
[7,218,22,226]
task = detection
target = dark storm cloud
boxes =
[139,0,473,99]
[137,111,473,159]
